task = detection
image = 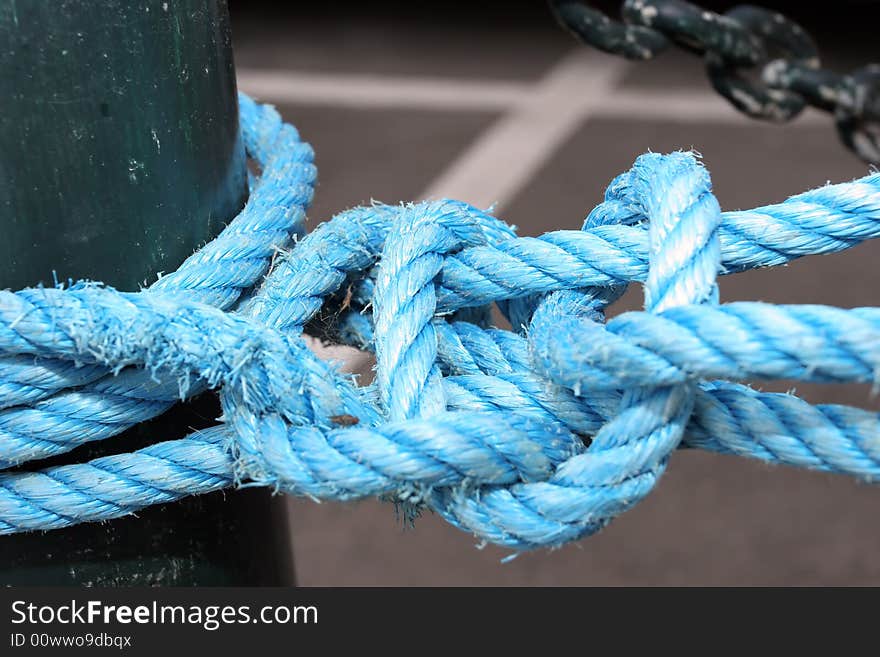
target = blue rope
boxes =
[1,95,879,549]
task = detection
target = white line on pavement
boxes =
[417,50,630,209]
[236,69,528,111]
[236,67,827,127]
[604,90,826,125]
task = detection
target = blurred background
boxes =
[227,1,880,585]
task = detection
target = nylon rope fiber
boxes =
[1,94,879,549]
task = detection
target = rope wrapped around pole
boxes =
[1,95,878,549]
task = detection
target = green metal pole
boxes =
[0,0,247,290]
[0,0,293,585]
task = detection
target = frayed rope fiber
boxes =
[2,94,880,549]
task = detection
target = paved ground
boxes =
[229,6,880,585]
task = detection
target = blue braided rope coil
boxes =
[1,96,879,549]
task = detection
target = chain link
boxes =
[549,0,880,164]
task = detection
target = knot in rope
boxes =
[2,95,880,549]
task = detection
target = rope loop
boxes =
[1,96,880,549]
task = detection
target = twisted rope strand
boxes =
[0,96,878,549]
[344,302,880,481]
[0,95,317,466]
[434,175,880,311]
